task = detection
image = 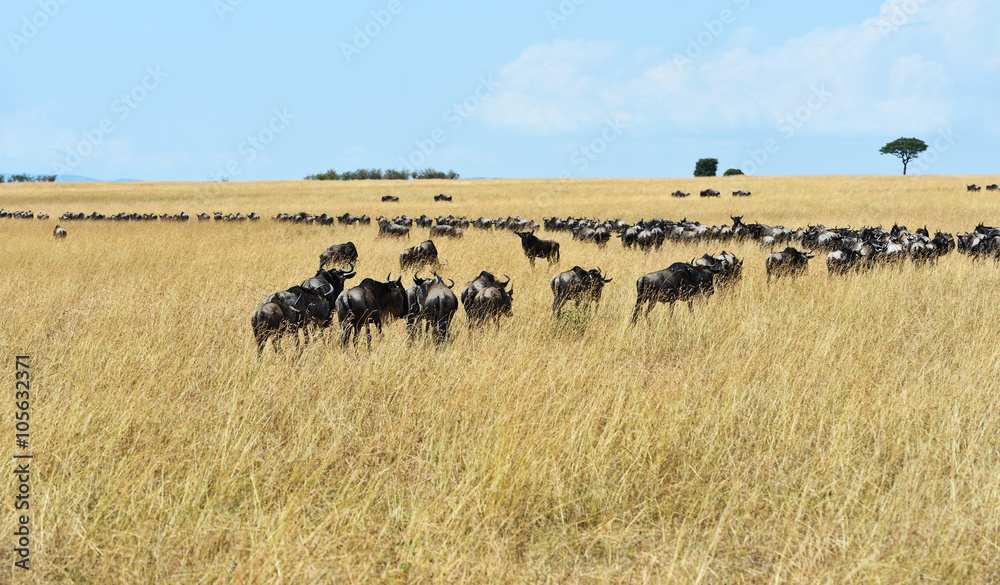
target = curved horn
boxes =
[337,262,355,275]
[501,274,511,287]
[447,278,455,289]
[602,271,612,283]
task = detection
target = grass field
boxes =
[3,175,1000,583]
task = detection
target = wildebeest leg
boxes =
[528,256,536,268]
[365,323,373,350]
[436,313,449,343]
[630,300,644,325]
[687,300,695,312]
[344,322,359,347]
[553,296,566,316]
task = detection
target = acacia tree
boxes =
[880,137,928,175]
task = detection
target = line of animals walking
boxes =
[247,212,1000,353]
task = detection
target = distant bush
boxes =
[305,168,459,181]
[0,174,56,183]
[694,158,718,177]
[723,168,744,176]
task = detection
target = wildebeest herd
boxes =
[245,208,992,353]
[7,192,995,348]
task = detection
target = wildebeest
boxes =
[382,195,400,202]
[197,213,210,221]
[550,266,612,316]
[968,184,982,191]
[400,240,439,271]
[377,219,410,238]
[825,247,861,275]
[466,282,514,328]
[429,225,464,239]
[514,230,560,267]
[250,265,356,353]
[319,242,359,268]
[434,194,453,202]
[700,189,720,197]
[408,273,459,342]
[460,272,509,317]
[337,213,359,225]
[732,190,751,197]
[301,264,356,305]
[691,251,743,287]
[335,275,409,347]
[987,184,999,191]
[53,225,67,238]
[631,262,720,323]
[251,286,330,353]
[765,247,814,281]
[671,190,690,198]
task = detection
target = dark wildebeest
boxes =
[467,283,514,329]
[409,274,459,342]
[53,225,67,238]
[434,194,453,202]
[377,220,410,239]
[987,184,999,191]
[429,225,463,239]
[300,264,356,307]
[319,242,359,268]
[197,213,210,221]
[692,251,743,287]
[251,286,329,353]
[550,266,612,316]
[400,240,439,271]
[825,247,861,275]
[968,185,982,192]
[700,189,720,197]
[765,247,814,282]
[337,213,359,225]
[631,262,721,323]
[460,271,509,318]
[732,190,751,197]
[382,195,400,202]
[335,275,409,347]
[671,190,690,198]
[514,230,560,267]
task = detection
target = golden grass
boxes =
[2,175,1000,583]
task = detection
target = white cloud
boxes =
[479,0,997,139]
[478,40,622,135]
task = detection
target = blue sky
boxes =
[1,0,997,181]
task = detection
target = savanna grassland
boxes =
[3,175,1000,583]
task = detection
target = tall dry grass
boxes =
[2,176,1000,583]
